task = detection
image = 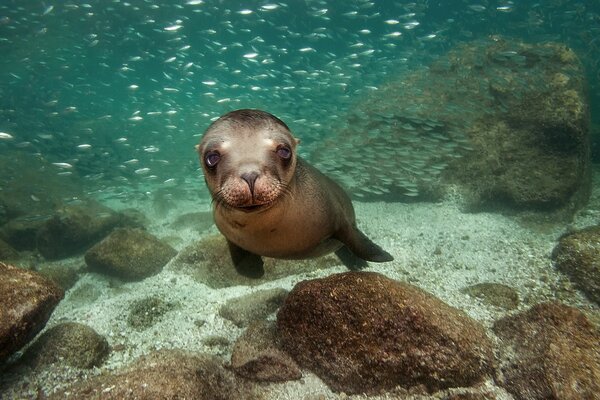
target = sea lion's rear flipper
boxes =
[335,226,394,265]
[227,240,265,278]
[335,245,368,270]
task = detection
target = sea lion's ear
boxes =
[194,144,200,153]
[294,137,301,145]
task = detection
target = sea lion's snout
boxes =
[240,171,259,194]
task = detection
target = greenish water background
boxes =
[0,0,598,201]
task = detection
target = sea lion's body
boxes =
[198,109,393,278]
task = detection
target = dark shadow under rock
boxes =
[49,349,260,400]
[0,262,63,363]
[171,234,339,288]
[231,321,301,382]
[493,302,600,400]
[85,228,177,281]
[277,271,495,395]
[0,237,19,261]
[461,282,520,310]
[219,288,288,328]
[22,322,109,369]
[552,225,600,304]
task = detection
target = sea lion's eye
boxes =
[205,151,221,168]
[276,145,291,160]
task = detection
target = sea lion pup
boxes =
[197,109,393,278]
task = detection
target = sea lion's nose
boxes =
[241,171,259,193]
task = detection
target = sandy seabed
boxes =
[2,169,600,400]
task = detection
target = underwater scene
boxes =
[1,0,600,398]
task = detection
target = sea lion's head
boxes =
[198,109,299,212]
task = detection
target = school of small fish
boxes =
[0,0,597,202]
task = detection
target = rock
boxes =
[231,321,301,382]
[219,288,288,327]
[127,295,178,330]
[0,237,19,260]
[461,282,519,310]
[36,201,131,260]
[170,211,214,232]
[0,217,47,251]
[22,322,109,369]
[171,234,339,288]
[552,225,600,304]
[0,262,64,363]
[277,271,495,394]
[49,349,259,400]
[312,39,590,214]
[35,258,87,290]
[85,228,177,280]
[493,302,600,399]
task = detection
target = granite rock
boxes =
[231,321,301,382]
[0,262,64,363]
[552,225,600,304]
[493,302,600,399]
[219,288,288,327]
[85,228,177,280]
[277,271,495,394]
[49,349,259,399]
[22,322,109,369]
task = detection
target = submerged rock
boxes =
[49,349,259,399]
[171,234,339,288]
[169,211,214,232]
[461,282,520,310]
[127,295,178,330]
[0,217,47,251]
[0,262,64,363]
[85,228,177,280]
[36,201,132,260]
[22,322,109,369]
[552,225,600,304]
[493,302,600,399]
[219,288,288,328]
[314,39,590,214]
[277,271,495,394]
[231,321,301,382]
[35,258,87,291]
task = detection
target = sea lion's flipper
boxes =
[335,245,368,270]
[335,226,394,264]
[227,240,265,278]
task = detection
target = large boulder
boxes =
[49,349,259,399]
[552,225,600,304]
[0,262,64,363]
[277,271,495,394]
[493,302,600,399]
[312,39,589,213]
[85,228,177,281]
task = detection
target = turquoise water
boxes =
[1,0,599,202]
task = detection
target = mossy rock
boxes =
[127,295,178,330]
[85,228,177,281]
[23,322,109,369]
[552,225,600,304]
[171,234,339,288]
[462,282,520,310]
[0,237,19,261]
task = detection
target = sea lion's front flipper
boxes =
[335,225,394,264]
[227,240,265,278]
